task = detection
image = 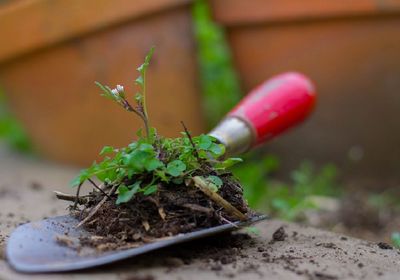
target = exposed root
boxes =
[191,176,247,221]
[76,184,117,228]
[69,173,251,251]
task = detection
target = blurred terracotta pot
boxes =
[0,0,203,166]
[212,0,400,182]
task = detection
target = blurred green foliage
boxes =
[367,190,400,212]
[233,155,340,220]
[192,0,242,128]
[392,232,400,248]
[0,90,31,152]
[192,0,341,220]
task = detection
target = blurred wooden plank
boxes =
[211,0,400,26]
[0,0,192,63]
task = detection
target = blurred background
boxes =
[0,0,399,246]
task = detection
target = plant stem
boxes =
[88,179,112,199]
[181,121,200,161]
[142,68,150,139]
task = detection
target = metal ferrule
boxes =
[208,117,255,157]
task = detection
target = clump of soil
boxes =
[272,226,287,242]
[72,173,252,251]
[377,242,393,250]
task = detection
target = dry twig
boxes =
[191,176,247,221]
[54,191,88,204]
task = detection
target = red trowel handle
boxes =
[209,72,316,156]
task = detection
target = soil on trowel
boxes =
[71,173,254,251]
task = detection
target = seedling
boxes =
[60,48,249,248]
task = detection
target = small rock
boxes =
[272,226,287,242]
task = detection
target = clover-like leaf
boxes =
[206,175,223,189]
[209,143,225,157]
[145,158,164,172]
[99,146,115,156]
[142,184,158,195]
[197,134,212,150]
[166,160,186,177]
[116,182,141,204]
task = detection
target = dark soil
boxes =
[72,173,252,251]
[272,226,287,242]
[377,242,393,250]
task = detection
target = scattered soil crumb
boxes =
[257,246,265,252]
[55,234,77,249]
[313,271,338,280]
[30,181,43,191]
[340,236,348,241]
[377,242,393,250]
[272,226,287,242]
[315,242,337,249]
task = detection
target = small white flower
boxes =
[111,88,119,96]
[116,85,124,93]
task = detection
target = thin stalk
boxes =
[141,69,150,138]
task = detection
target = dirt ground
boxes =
[1,144,400,280]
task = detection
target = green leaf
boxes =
[95,81,115,101]
[135,76,144,87]
[142,184,158,195]
[197,134,212,150]
[99,146,114,156]
[116,182,141,204]
[136,129,143,138]
[206,175,223,189]
[70,175,83,187]
[145,158,164,172]
[143,47,155,69]
[70,169,89,187]
[209,143,225,157]
[155,170,168,182]
[135,92,143,102]
[136,47,154,88]
[215,157,243,170]
[166,160,186,177]
[138,143,154,152]
[200,176,218,192]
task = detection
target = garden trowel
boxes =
[6,72,316,273]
